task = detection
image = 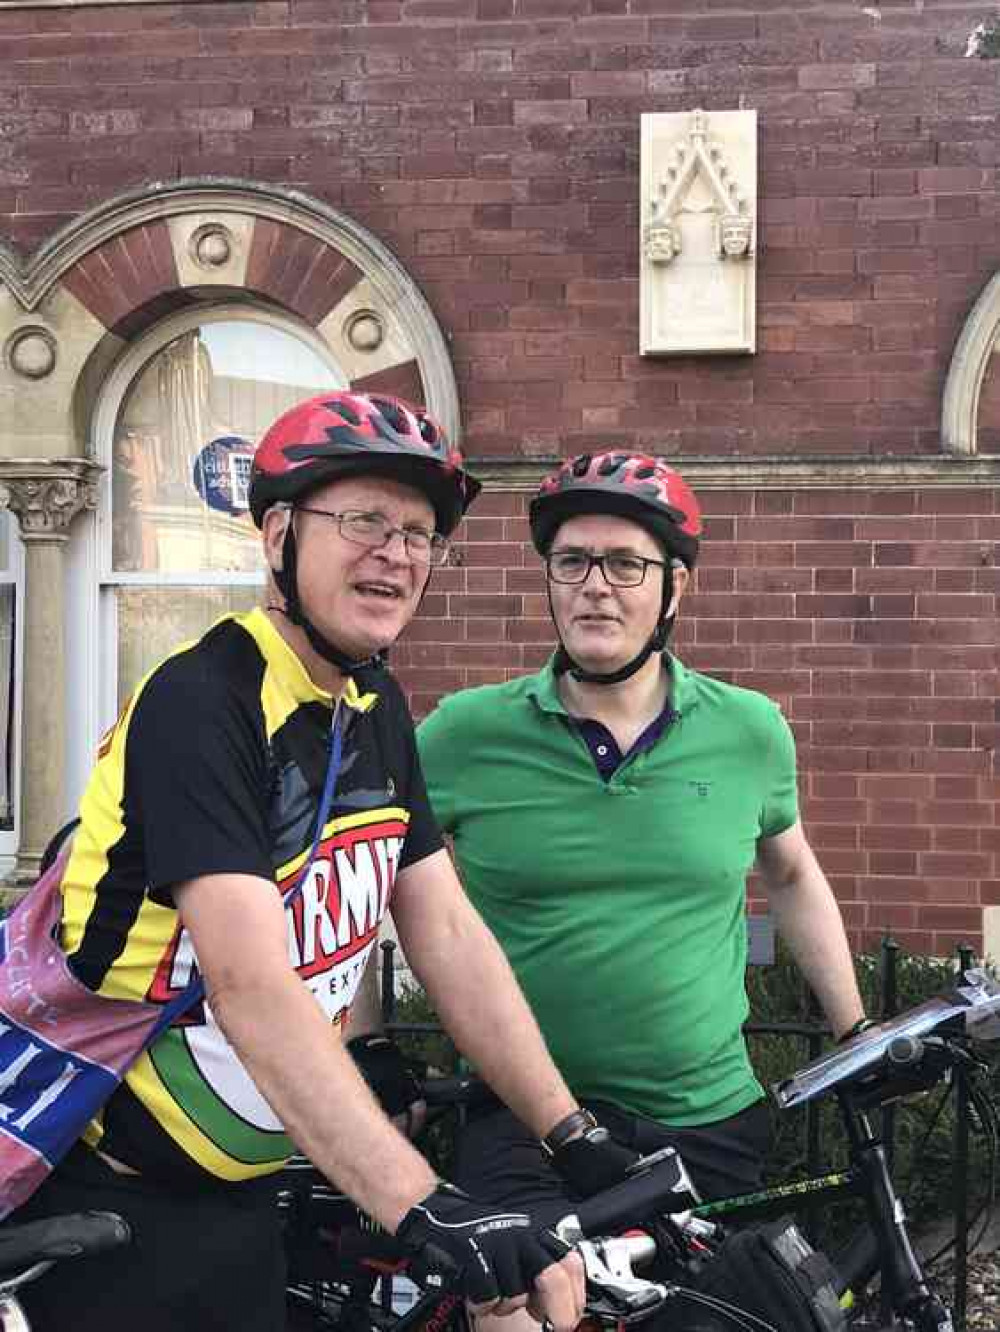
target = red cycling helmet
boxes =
[249,391,480,536]
[529,451,702,569]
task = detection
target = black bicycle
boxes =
[0,972,994,1330]
[281,968,1000,1332]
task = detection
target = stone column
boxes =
[0,461,99,891]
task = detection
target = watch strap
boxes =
[542,1108,598,1155]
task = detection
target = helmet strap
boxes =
[549,574,678,687]
[272,522,384,676]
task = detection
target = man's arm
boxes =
[755,819,866,1040]
[176,870,585,1328]
[390,848,578,1141]
[175,871,437,1231]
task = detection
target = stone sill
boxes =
[469,454,1000,491]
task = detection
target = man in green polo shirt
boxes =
[416,452,867,1226]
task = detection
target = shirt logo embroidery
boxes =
[689,780,712,798]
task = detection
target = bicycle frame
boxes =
[686,1084,957,1328]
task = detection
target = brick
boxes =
[513,99,587,124]
[799,63,875,91]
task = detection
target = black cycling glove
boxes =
[550,1125,639,1200]
[396,1182,569,1303]
[347,1034,423,1118]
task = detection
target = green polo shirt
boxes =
[416,656,799,1126]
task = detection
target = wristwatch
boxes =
[541,1108,609,1155]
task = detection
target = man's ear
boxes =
[261,505,290,573]
[666,559,690,620]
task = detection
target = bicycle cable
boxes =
[664,1285,778,1332]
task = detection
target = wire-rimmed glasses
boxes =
[296,507,450,566]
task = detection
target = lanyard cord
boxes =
[296,699,345,900]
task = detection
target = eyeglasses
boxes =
[546,549,668,588]
[295,507,450,566]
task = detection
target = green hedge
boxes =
[389,947,999,1248]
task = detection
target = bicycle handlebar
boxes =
[562,1148,693,1240]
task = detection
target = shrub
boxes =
[382,943,999,1249]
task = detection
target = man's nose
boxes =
[374,527,411,561]
[580,561,610,591]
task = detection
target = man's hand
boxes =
[395,1183,585,1330]
[347,1034,427,1137]
[550,1126,638,1200]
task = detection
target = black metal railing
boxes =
[379,935,988,1332]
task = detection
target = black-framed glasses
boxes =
[296,507,450,566]
[546,549,667,588]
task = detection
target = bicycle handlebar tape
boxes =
[572,1150,695,1238]
[396,1183,569,1304]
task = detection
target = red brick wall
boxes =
[0,3,996,464]
[395,483,1000,958]
[1,0,997,953]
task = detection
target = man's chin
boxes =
[566,648,630,675]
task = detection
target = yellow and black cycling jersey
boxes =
[59,609,442,1187]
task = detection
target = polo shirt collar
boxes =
[527,651,697,716]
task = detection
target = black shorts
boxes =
[15,1143,286,1332]
[455,1099,772,1226]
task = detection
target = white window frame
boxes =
[67,304,345,806]
[0,514,24,862]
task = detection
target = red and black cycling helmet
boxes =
[249,391,480,536]
[530,452,702,686]
[529,451,702,570]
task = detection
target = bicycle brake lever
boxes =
[575,1236,668,1325]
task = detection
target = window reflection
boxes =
[116,586,262,712]
[0,585,14,830]
[111,320,339,574]
[977,349,1000,454]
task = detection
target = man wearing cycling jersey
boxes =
[415,452,868,1230]
[15,394,616,1332]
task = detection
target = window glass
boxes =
[111,321,338,574]
[115,585,262,711]
[977,350,1000,454]
[0,583,14,831]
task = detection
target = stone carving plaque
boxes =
[640,109,757,356]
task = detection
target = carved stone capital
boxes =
[0,459,102,541]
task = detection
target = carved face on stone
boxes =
[645,220,681,265]
[719,213,752,259]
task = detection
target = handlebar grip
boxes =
[571,1157,689,1238]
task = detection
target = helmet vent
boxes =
[333,398,362,425]
[572,454,591,477]
[371,397,407,433]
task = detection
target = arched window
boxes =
[70,305,343,802]
[0,513,23,864]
